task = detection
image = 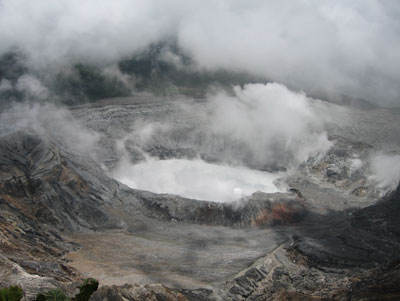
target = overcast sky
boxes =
[0,0,399,106]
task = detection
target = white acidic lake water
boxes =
[114,158,282,203]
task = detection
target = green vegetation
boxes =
[35,278,98,301]
[0,279,98,301]
[0,286,24,301]
[36,288,68,301]
[71,278,98,301]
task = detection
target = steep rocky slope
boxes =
[0,130,118,297]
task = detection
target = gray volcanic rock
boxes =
[1,98,400,300]
[0,130,115,232]
[0,130,120,295]
[123,189,306,227]
[217,182,400,300]
[0,254,59,300]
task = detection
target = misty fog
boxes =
[0,0,399,106]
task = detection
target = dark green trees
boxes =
[0,286,24,301]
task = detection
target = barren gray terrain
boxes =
[1,94,399,300]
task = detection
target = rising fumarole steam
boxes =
[113,83,331,202]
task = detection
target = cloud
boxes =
[0,0,399,106]
[0,0,177,67]
[177,1,400,106]
[0,79,12,92]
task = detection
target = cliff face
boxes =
[0,131,112,231]
[0,130,118,297]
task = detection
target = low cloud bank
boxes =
[1,1,400,106]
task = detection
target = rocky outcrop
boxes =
[0,131,116,232]
[122,189,306,227]
[217,182,400,300]
[0,130,120,296]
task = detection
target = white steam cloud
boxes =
[370,153,400,193]
[205,83,331,167]
[114,83,330,201]
[15,75,50,100]
[124,83,331,168]
[0,0,400,105]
